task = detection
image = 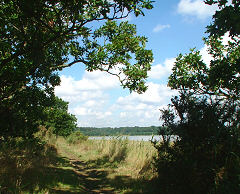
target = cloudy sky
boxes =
[55,0,217,127]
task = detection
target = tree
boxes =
[169,0,239,101]
[154,1,240,193]
[0,0,154,138]
[154,92,240,193]
[44,97,77,137]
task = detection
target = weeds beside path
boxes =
[56,142,115,193]
[0,137,158,193]
[53,138,158,194]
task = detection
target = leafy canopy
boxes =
[154,1,240,193]
[0,0,154,138]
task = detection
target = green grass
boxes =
[55,136,158,193]
[0,136,159,193]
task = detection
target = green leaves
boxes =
[44,97,77,137]
[156,2,240,193]
[169,34,240,100]
[0,0,154,138]
[155,91,240,193]
[170,0,240,133]
[169,49,208,94]
[88,20,153,93]
[206,0,240,37]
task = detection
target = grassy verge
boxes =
[58,136,156,177]
[0,135,158,193]
[54,136,158,193]
[0,137,87,193]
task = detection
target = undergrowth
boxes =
[56,136,157,179]
[0,132,158,193]
[0,137,58,193]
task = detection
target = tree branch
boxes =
[51,59,87,70]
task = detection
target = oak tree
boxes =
[0,0,154,138]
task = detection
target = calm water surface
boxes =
[89,135,175,141]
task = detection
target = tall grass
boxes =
[0,137,58,193]
[56,136,157,179]
[0,132,157,193]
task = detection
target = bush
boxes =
[66,131,88,144]
[0,137,58,192]
[153,93,240,194]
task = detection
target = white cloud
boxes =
[54,70,120,127]
[120,112,127,118]
[55,61,179,127]
[153,24,170,33]
[84,100,104,107]
[72,107,112,118]
[177,0,217,20]
[56,70,119,93]
[148,58,175,79]
[55,70,120,103]
[111,82,178,126]
[200,44,212,66]
[117,82,177,106]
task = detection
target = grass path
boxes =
[55,142,116,193]
[50,141,158,194]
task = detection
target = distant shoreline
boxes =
[77,126,161,136]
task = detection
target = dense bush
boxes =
[153,93,240,194]
[66,131,88,144]
[0,138,58,192]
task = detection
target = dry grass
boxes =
[0,134,158,193]
[55,136,157,179]
[0,138,58,193]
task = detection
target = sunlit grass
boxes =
[0,134,158,193]
[54,136,158,193]
[56,136,157,180]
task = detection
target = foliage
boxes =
[169,0,239,101]
[44,97,77,137]
[205,0,240,37]
[0,138,58,192]
[66,131,88,144]
[153,92,240,193]
[154,1,240,193]
[0,0,154,138]
[78,126,159,136]
[169,35,239,100]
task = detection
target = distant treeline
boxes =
[77,126,160,136]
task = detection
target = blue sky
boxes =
[55,0,218,127]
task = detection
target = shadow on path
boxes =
[18,146,158,193]
[52,153,159,194]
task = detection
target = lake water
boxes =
[89,135,176,142]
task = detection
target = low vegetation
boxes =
[66,131,88,144]
[0,133,158,193]
[57,136,156,179]
[1,1,239,193]
[0,137,58,193]
[55,136,158,193]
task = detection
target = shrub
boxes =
[0,138,58,192]
[66,131,88,144]
[153,93,240,193]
